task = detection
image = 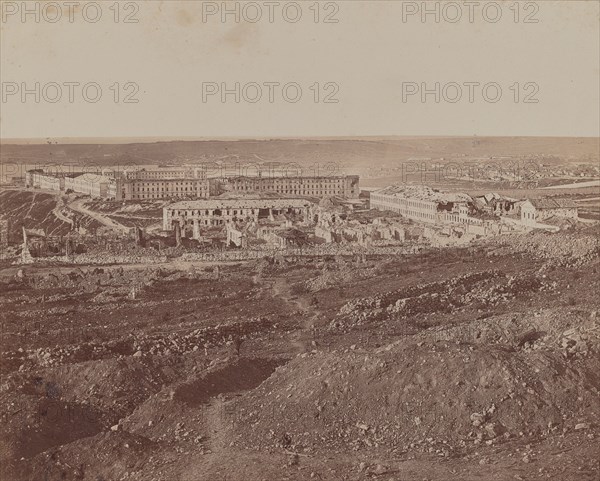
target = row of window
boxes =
[169,207,305,217]
[126,172,204,179]
[133,186,208,192]
[130,182,207,187]
[380,206,436,220]
[232,180,348,185]
[130,193,208,199]
[173,209,258,217]
[234,186,347,194]
[372,196,436,210]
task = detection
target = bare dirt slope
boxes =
[1,229,599,481]
[0,190,102,242]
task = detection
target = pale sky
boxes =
[1,0,599,140]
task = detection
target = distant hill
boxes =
[1,137,598,172]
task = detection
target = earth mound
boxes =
[234,335,599,456]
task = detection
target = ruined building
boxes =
[163,198,314,240]
[521,199,579,225]
[213,175,360,199]
[370,185,472,224]
[474,193,519,216]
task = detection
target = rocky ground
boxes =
[0,228,599,481]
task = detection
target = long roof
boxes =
[529,198,578,209]
[375,184,472,203]
[224,175,359,181]
[66,174,112,183]
[166,198,313,210]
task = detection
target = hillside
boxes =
[2,137,598,171]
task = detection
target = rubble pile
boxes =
[332,271,555,330]
[489,231,600,266]
[2,266,222,303]
[131,316,273,358]
[421,308,600,357]
[234,336,599,456]
[304,265,377,292]
[72,251,169,265]
[2,213,599,480]
[27,431,159,481]
[4,316,275,373]
[5,266,162,291]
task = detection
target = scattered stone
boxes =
[574,423,590,430]
[371,464,388,475]
[470,412,485,427]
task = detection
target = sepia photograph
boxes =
[1,1,599,480]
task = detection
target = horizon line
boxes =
[2,135,599,146]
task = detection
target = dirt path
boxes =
[21,192,39,219]
[187,397,232,477]
[178,360,283,481]
[203,398,229,454]
[52,195,74,227]
[270,276,318,321]
[68,198,130,233]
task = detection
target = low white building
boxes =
[64,174,111,198]
[25,170,64,191]
[520,199,578,225]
